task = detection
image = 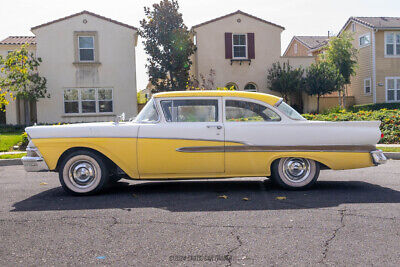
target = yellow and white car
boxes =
[22,91,387,195]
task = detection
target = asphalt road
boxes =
[0,162,400,266]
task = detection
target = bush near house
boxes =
[303,109,400,144]
[350,103,400,112]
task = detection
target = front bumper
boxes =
[21,156,49,172]
[370,150,387,165]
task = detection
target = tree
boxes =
[139,0,196,92]
[305,61,344,113]
[0,44,48,123]
[266,61,304,103]
[322,32,358,107]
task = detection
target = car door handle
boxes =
[207,125,223,129]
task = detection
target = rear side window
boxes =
[225,100,280,122]
[161,99,218,122]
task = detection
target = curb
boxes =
[0,153,399,167]
[0,158,22,166]
[384,152,400,160]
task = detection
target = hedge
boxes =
[303,109,400,144]
[349,103,400,112]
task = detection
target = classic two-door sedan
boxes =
[22,91,387,195]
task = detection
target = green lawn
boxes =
[0,132,24,152]
[0,152,26,159]
[377,146,400,153]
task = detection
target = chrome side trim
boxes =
[176,145,377,153]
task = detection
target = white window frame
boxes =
[78,36,95,62]
[364,78,371,95]
[63,88,114,114]
[359,33,371,48]
[384,32,400,57]
[385,77,400,103]
[294,43,298,54]
[232,33,247,59]
[352,22,356,32]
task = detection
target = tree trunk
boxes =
[338,90,342,108]
[24,99,31,125]
[343,85,347,108]
[317,94,320,114]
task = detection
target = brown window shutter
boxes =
[225,32,232,59]
[247,33,255,59]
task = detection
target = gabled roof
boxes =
[192,10,285,30]
[339,17,400,36]
[0,36,36,45]
[31,10,137,31]
[283,36,328,56]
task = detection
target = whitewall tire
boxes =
[271,157,320,189]
[59,150,109,195]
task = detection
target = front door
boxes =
[137,97,225,178]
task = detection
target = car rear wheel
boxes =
[59,150,109,195]
[271,157,320,189]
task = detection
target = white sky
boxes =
[1,0,399,91]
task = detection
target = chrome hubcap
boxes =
[282,158,311,183]
[68,161,96,188]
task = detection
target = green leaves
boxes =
[139,0,195,92]
[0,44,48,105]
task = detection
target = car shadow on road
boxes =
[11,179,400,212]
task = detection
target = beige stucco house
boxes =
[339,17,400,105]
[283,36,329,57]
[1,10,138,125]
[191,10,283,93]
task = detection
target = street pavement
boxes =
[0,162,399,266]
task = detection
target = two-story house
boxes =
[283,36,329,57]
[339,17,400,105]
[191,10,284,93]
[0,10,138,125]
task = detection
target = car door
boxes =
[223,97,282,176]
[137,97,225,178]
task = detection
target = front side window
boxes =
[78,36,95,61]
[364,78,371,95]
[161,99,218,122]
[386,77,400,102]
[225,100,280,122]
[63,88,113,114]
[233,34,246,58]
[135,99,159,122]
[385,32,400,56]
[276,101,305,120]
[359,34,370,47]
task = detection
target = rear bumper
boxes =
[370,150,387,165]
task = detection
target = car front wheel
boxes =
[271,157,320,189]
[59,150,109,195]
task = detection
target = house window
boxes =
[385,32,400,56]
[294,43,298,54]
[161,99,219,122]
[64,88,113,114]
[244,83,257,92]
[232,34,247,58]
[352,22,356,32]
[364,78,371,95]
[78,36,95,61]
[386,77,400,102]
[359,34,371,47]
[225,82,238,90]
[225,100,280,122]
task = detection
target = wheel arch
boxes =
[267,155,332,175]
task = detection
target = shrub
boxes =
[19,132,29,149]
[350,103,400,112]
[303,109,400,144]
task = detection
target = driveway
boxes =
[0,162,399,266]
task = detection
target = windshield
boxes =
[276,101,305,120]
[135,99,159,123]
